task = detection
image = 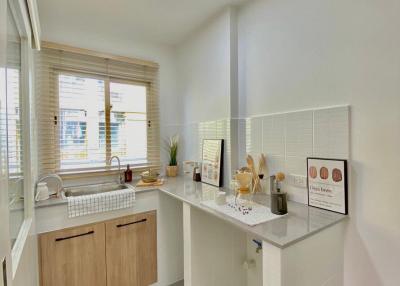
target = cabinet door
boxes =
[39,223,106,286]
[106,211,157,286]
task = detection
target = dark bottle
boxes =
[270,175,287,215]
[124,164,133,182]
[194,167,201,182]
[270,192,287,215]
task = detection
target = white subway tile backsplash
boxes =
[267,155,286,176]
[285,111,313,157]
[181,118,232,186]
[247,117,263,158]
[237,119,247,167]
[177,106,349,204]
[284,185,308,205]
[262,114,285,156]
[285,156,307,176]
[217,119,232,186]
[313,106,349,159]
[216,119,227,139]
[249,106,349,204]
[199,121,217,140]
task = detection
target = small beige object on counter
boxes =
[35,182,50,201]
[136,178,164,187]
[166,165,178,177]
[215,191,227,205]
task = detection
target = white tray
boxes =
[201,196,285,226]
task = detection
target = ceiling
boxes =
[37,0,248,46]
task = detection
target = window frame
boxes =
[7,0,35,277]
[55,69,153,174]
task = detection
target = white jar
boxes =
[35,182,50,201]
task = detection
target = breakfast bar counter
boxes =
[144,177,347,248]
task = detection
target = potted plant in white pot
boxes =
[165,134,179,177]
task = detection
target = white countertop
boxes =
[35,176,347,248]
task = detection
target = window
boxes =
[35,47,160,176]
[58,73,150,170]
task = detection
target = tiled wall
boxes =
[161,119,232,186]
[245,106,349,203]
[163,106,349,204]
[182,119,232,187]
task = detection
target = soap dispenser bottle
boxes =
[124,164,132,183]
[193,162,201,182]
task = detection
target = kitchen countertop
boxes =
[35,176,347,248]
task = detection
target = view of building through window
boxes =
[110,82,147,165]
[58,74,147,170]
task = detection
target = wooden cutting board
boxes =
[135,179,164,187]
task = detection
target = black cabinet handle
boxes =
[55,230,94,242]
[117,218,147,228]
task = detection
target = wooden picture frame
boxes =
[201,139,224,187]
[307,157,348,215]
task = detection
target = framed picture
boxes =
[201,139,224,187]
[307,157,348,215]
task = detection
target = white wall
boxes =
[237,0,400,285]
[174,6,241,184]
[175,8,236,185]
[176,8,232,124]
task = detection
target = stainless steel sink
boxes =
[63,182,133,198]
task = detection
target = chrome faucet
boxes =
[109,156,123,184]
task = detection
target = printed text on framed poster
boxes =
[307,158,348,215]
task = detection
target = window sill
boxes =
[58,163,161,180]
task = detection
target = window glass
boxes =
[110,82,147,165]
[58,75,148,170]
[58,74,105,169]
[6,5,24,248]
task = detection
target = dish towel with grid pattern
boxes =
[67,188,136,218]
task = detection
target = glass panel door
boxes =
[6,4,24,248]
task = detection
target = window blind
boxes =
[35,46,160,176]
[6,38,24,178]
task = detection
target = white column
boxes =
[263,222,345,286]
[262,241,283,286]
[183,202,192,286]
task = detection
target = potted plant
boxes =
[165,134,179,177]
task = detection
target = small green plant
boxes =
[165,134,179,166]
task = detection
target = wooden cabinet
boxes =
[106,211,157,286]
[39,223,106,286]
[39,211,157,286]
